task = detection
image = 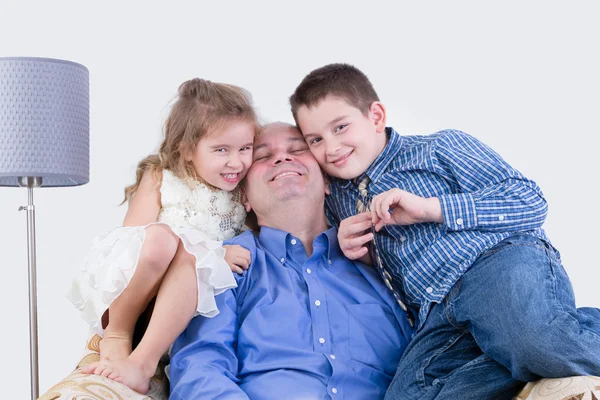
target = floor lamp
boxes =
[0,57,90,399]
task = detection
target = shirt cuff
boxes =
[439,193,477,231]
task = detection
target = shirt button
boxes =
[399,236,406,242]
[426,287,433,294]
[319,338,325,344]
[306,268,312,274]
[291,239,297,245]
[315,300,321,306]
[456,218,463,225]
[328,259,332,264]
[330,354,336,359]
[332,388,338,394]
[498,215,505,221]
[280,257,285,263]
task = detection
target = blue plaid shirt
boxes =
[325,128,553,328]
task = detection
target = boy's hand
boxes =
[223,244,251,274]
[338,212,374,260]
[371,189,443,231]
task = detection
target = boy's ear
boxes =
[369,101,387,133]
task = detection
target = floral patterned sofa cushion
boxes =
[38,334,168,400]
[514,376,600,400]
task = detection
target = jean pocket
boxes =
[419,331,483,389]
[347,303,403,374]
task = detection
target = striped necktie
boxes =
[356,175,370,214]
[355,175,414,327]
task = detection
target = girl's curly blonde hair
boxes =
[122,78,258,204]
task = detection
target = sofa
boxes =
[39,331,599,400]
[38,333,169,400]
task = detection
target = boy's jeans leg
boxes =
[386,233,600,399]
[453,233,600,382]
[385,292,523,400]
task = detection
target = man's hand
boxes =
[338,212,374,260]
[223,245,251,274]
[371,189,443,231]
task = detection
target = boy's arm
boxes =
[434,130,547,232]
[169,288,249,400]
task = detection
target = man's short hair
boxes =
[289,63,380,124]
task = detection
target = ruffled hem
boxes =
[67,222,237,330]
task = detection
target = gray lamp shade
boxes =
[0,57,89,187]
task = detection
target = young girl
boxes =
[67,78,258,394]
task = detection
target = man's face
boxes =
[243,123,326,216]
[296,96,386,180]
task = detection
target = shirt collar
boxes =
[257,227,291,263]
[320,226,343,266]
[257,226,342,268]
[337,127,403,189]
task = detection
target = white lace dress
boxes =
[67,169,246,331]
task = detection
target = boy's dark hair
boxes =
[289,63,380,124]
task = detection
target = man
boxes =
[168,122,414,399]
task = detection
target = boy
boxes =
[289,63,600,399]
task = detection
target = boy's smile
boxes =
[296,96,388,180]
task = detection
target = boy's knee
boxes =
[499,314,599,379]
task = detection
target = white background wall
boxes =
[1,0,598,396]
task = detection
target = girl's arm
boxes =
[122,170,162,226]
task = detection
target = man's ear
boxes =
[369,101,387,133]
[323,172,331,195]
[241,186,252,212]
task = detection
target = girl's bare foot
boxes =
[99,330,132,361]
[83,356,156,394]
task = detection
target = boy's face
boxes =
[296,96,387,180]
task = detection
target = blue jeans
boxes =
[385,233,600,400]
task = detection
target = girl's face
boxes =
[187,120,255,191]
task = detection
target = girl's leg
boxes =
[98,224,179,361]
[90,241,199,394]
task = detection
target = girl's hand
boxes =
[223,245,251,274]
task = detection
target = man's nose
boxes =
[272,150,293,164]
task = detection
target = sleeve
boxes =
[170,232,259,399]
[433,130,548,232]
[169,288,249,400]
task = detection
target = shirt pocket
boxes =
[346,303,403,375]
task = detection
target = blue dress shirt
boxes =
[169,227,414,400]
[325,127,553,329]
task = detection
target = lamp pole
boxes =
[18,176,42,399]
[1,57,89,399]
